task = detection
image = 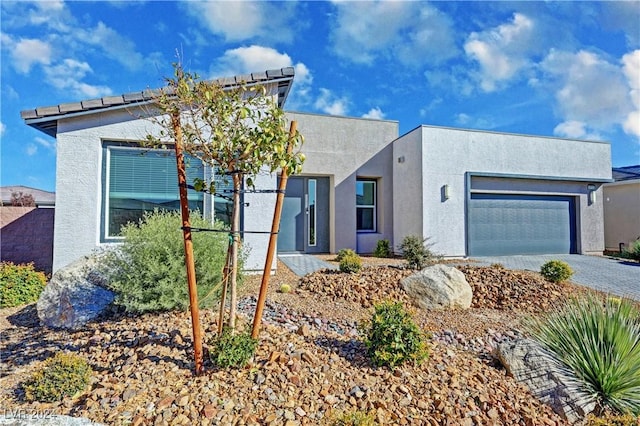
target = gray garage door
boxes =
[468,193,576,256]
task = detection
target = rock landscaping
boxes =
[0,258,616,425]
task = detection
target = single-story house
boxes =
[0,186,55,274]
[21,67,612,273]
[603,165,640,252]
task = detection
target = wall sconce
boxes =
[442,184,450,201]
[587,183,596,204]
[397,156,405,163]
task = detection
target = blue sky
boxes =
[1,0,639,192]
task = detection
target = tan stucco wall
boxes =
[603,181,640,251]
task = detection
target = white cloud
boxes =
[78,22,144,71]
[362,107,385,120]
[184,1,296,43]
[464,13,536,92]
[35,136,56,152]
[314,88,349,116]
[622,50,640,138]
[3,36,52,73]
[44,59,113,98]
[0,122,5,136]
[330,1,456,65]
[553,121,601,140]
[26,144,38,156]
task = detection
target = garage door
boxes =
[468,193,576,256]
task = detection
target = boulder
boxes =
[401,264,472,310]
[496,338,596,423]
[37,253,115,330]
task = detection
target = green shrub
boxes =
[540,260,574,283]
[339,252,362,274]
[586,412,640,426]
[373,239,392,258]
[399,235,439,270]
[328,410,377,426]
[0,262,47,308]
[209,328,258,368]
[336,248,357,262]
[360,301,429,368]
[104,209,232,313]
[621,240,640,261]
[526,295,640,416]
[22,352,92,402]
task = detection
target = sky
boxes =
[1,0,639,193]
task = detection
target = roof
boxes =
[612,165,640,182]
[0,186,55,206]
[20,67,295,137]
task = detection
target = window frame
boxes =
[356,178,377,232]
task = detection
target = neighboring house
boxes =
[603,165,640,252]
[0,186,55,274]
[21,67,612,273]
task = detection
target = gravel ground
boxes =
[0,258,603,425]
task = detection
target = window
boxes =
[212,168,234,227]
[356,179,376,232]
[104,145,204,238]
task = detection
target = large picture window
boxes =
[356,179,376,232]
[105,145,204,238]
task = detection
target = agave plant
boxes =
[526,295,640,416]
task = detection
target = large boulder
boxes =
[37,253,115,330]
[401,264,472,310]
[496,338,595,423]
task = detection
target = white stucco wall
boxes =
[394,125,612,257]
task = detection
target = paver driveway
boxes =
[473,254,639,300]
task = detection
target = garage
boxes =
[468,193,577,256]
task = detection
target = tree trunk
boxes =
[228,172,242,331]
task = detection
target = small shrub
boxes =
[0,262,47,308]
[373,239,391,258]
[399,235,439,270]
[328,410,377,426]
[336,248,357,262]
[621,240,640,261]
[526,295,640,416]
[22,352,92,402]
[279,283,292,293]
[104,210,232,313]
[491,263,505,269]
[586,412,640,426]
[360,301,429,368]
[340,252,362,274]
[209,328,258,368]
[540,260,573,283]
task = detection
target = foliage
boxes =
[22,352,92,402]
[336,248,357,262]
[209,328,258,368]
[490,263,505,269]
[0,262,47,308]
[339,252,362,274]
[540,260,574,283]
[586,412,640,426]
[526,295,640,416]
[360,301,429,368]
[328,410,377,426]
[621,240,640,261]
[10,191,36,207]
[373,239,392,258]
[104,210,231,313]
[399,235,440,270]
[279,284,292,293]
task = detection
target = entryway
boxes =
[278,176,330,253]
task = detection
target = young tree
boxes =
[147,63,304,332]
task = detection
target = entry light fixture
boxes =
[587,183,596,204]
[443,184,450,201]
[397,156,405,163]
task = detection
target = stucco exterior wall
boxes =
[394,126,611,257]
[0,206,54,274]
[285,112,398,253]
[603,181,640,251]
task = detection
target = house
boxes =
[0,186,55,274]
[21,67,612,273]
[603,165,640,252]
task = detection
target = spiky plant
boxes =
[526,295,640,416]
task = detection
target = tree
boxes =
[147,63,304,333]
[10,191,36,207]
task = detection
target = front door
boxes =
[278,176,329,253]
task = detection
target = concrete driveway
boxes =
[472,254,639,300]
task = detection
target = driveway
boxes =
[472,254,639,300]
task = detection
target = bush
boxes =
[104,210,232,313]
[540,260,573,283]
[22,352,92,402]
[399,235,439,270]
[0,262,47,308]
[340,252,362,274]
[360,301,429,368]
[526,295,640,416]
[621,240,640,261]
[586,412,640,426]
[336,248,357,262]
[328,410,377,426]
[209,328,258,368]
[373,239,392,258]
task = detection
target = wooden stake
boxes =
[251,121,297,339]
[172,113,204,375]
[217,243,232,335]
